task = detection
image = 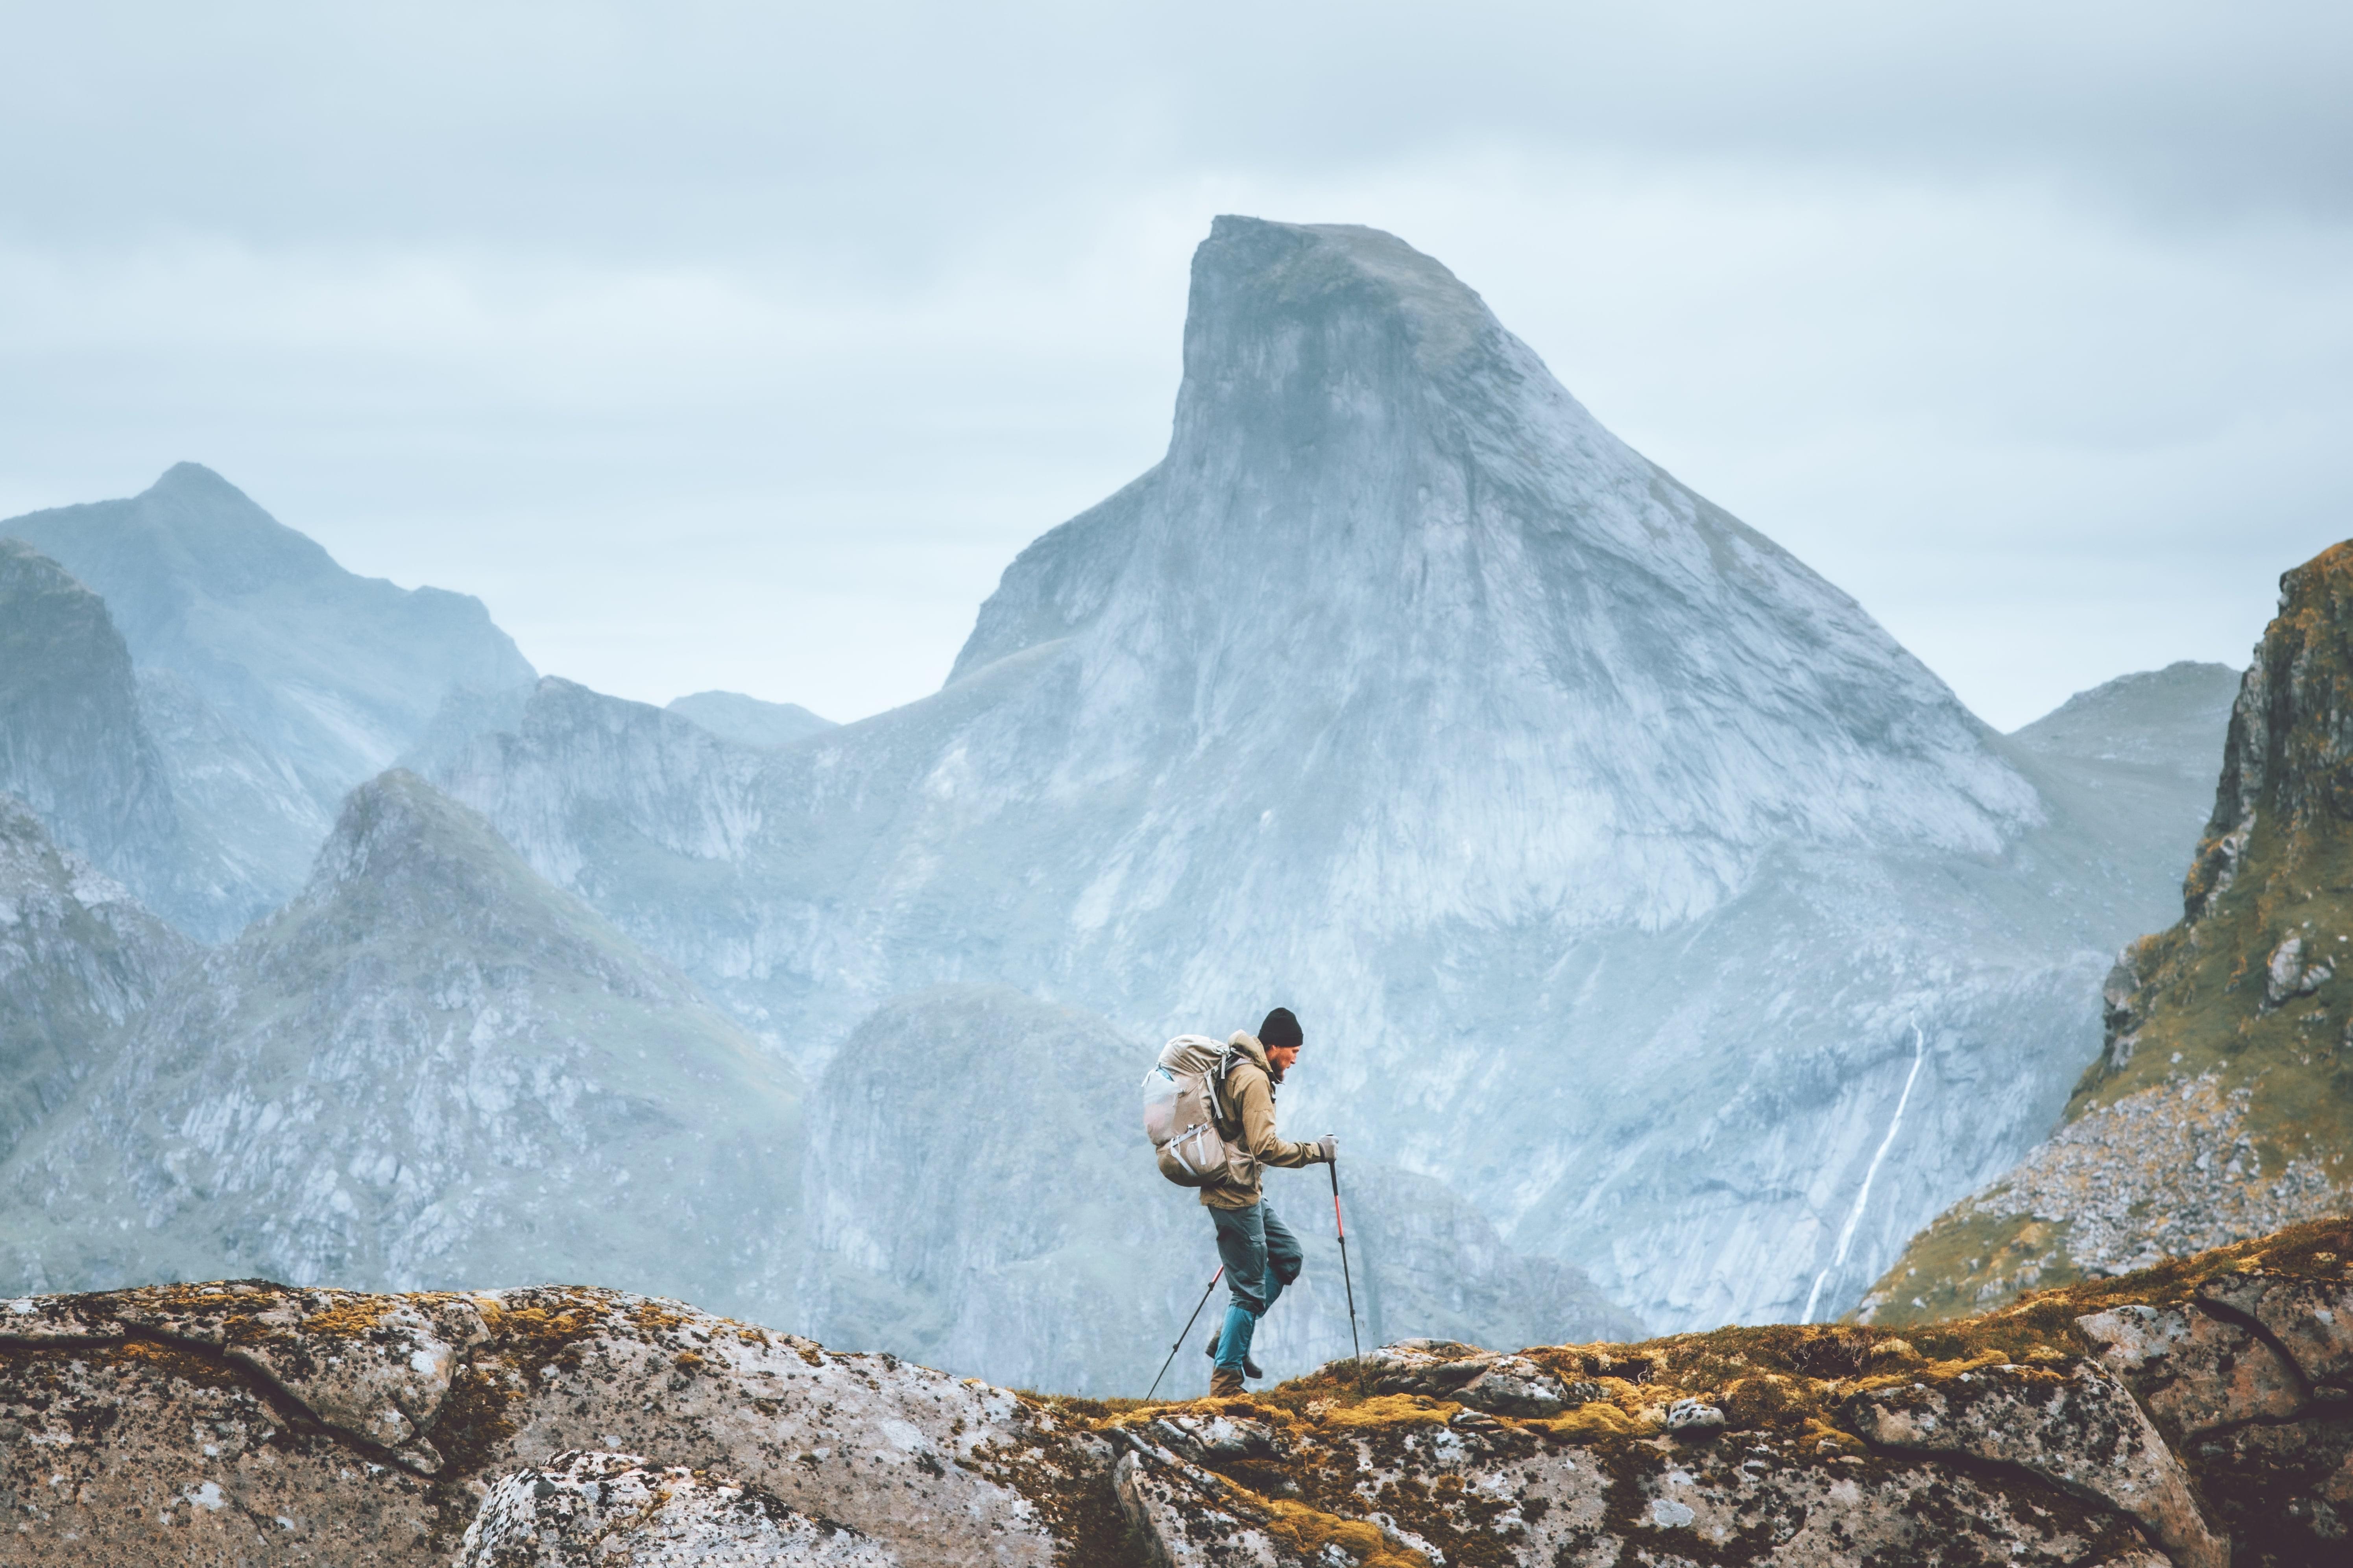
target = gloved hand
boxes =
[1316,1134,1337,1164]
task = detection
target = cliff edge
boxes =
[4,1218,2348,1564]
[1868,544,2353,1324]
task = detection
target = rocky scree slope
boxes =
[0,795,194,1166]
[3,463,535,933]
[4,1219,2350,1565]
[802,984,1638,1395]
[425,216,2214,1331]
[0,769,805,1318]
[1867,548,2353,1325]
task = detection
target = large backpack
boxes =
[1141,1035,1244,1188]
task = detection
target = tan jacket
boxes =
[1201,1031,1325,1210]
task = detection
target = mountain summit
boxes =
[953,216,2037,935]
[4,465,535,793]
[427,217,2205,1331]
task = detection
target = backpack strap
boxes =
[1210,1045,1243,1139]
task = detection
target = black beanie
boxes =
[1259,1007,1302,1054]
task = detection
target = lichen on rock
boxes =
[2,1220,2352,1565]
[454,1449,898,1567]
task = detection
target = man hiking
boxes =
[1201,1006,1335,1396]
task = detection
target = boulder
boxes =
[455,1449,896,1567]
[1359,1341,1574,1415]
[0,1281,1101,1567]
[1845,1359,2226,1568]
[7,1227,2353,1566]
[2196,1269,2353,1396]
[2078,1301,2304,1436]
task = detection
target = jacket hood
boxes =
[1228,1031,1277,1082]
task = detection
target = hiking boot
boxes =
[1209,1367,1245,1398]
[1205,1337,1261,1380]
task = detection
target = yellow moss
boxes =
[1313,1394,1457,1430]
[630,1300,696,1334]
[299,1296,393,1339]
[1845,1349,2008,1398]
[1532,1402,1646,1440]
[1256,1497,1433,1568]
[1801,1415,1864,1453]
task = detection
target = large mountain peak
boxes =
[425,218,2188,1333]
[289,769,696,1008]
[1182,216,1497,387]
[951,215,2034,933]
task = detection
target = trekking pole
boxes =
[1327,1143,1363,1365]
[1144,1265,1223,1402]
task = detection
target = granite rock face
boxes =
[1871,547,2353,1323]
[6,1220,2349,1567]
[454,1449,898,1567]
[0,794,194,1164]
[0,542,191,918]
[2,463,536,935]
[421,218,2232,1334]
[134,664,333,933]
[0,770,805,1321]
[0,1280,1101,1567]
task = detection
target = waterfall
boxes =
[1801,1024,1927,1324]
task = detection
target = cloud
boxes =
[3,2,2348,725]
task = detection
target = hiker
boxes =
[1201,1006,1335,1396]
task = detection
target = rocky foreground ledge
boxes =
[1,1221,2347,1566]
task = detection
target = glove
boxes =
[1316,1134,1337,1164]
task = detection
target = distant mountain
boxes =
[133,665,332,926]
[1,465,536,930]
[2009,660,2240,777]
[423,216,2217,1330]
[668,690,835,749]
[1865,555,2351,1324]
[1994,662,2240,905]
[798,984,1639,1394]
[0,770,804,1315]
[0,795,193,1165]
[0,541,183,909]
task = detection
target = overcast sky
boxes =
[4,2,2349,728]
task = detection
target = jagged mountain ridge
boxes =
[2,463,536,801]
[421,216,2222,1331]
[1,464,536,932]
[1865,549,2353,1325]
[0,770,805,1317]
[666,690,835,749]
